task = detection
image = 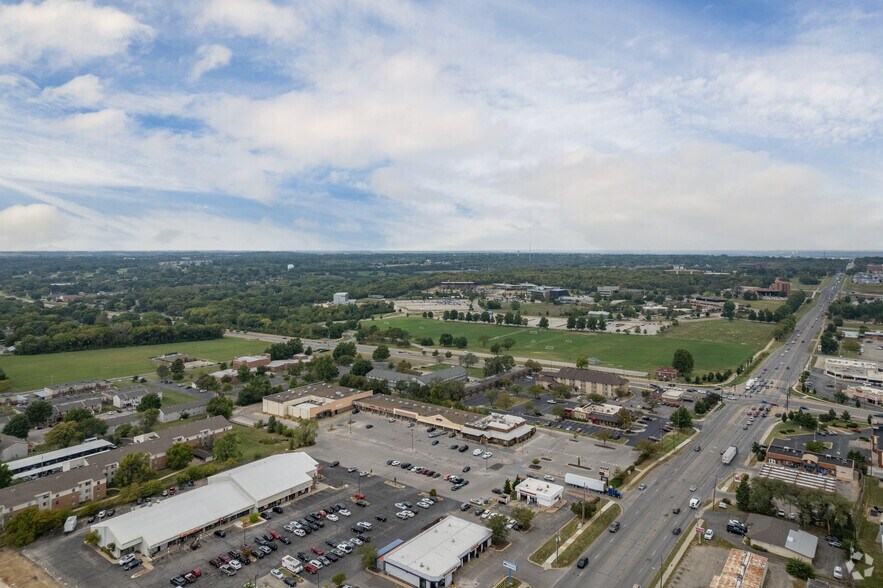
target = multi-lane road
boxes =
[557,274,845,588]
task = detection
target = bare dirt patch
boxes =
[0,548,60,588]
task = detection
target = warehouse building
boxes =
[380,516,491,587]
[91,452,318,557]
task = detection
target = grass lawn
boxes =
[493,577,522,588]
[529,516,581,564]
[520,302,570,317]
[739,299,784,312]
[857,478,883,586]
[762,421,817,444]
[160,390,197,407]
[553,501,620,567]
[233,423,290,462]
[0,337,268,392]
[378,317,767,373]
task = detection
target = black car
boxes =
[280,536,291,545]
[577,557,589,569]
[360,534,372,543]
[266,541,278,551]
[325,552,339,562]
[325,539,338,548]
[213,529,226,538]
[106,509,115,517]
[262,534,273,542]
[462,466,471,473]
[673,527,682,535]
[672,508,681,514]
[330,461,340,467]
[352,526,365,534]
[260,511,272,520]
[376,515,387,522]
[253,549,265,559]
[284,578,297,587]
[401,462,412,469]
[458,445,469,452]
[356,500,368,507]
[296,552,310,562]
[228,550,240,560]
[87,515,96,523]
[272,506,284,514]
[123,559,141,571]
[491,488,503,495]
[366,424,373,429]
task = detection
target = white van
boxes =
[689,497,700,509]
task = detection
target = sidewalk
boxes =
[659,517,702,586]
[541,501,616,570]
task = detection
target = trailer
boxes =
[722,445,738,465]
[63,515,77,534]
[565,472,607,493]
[745,378,756,391]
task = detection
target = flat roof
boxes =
[355,396,478,427]
[208,452,317,501]
[264,383,369,404]
[549,367,628,386]
[6,439,114,472]
[515,478,564,498]
[462,423,535,442]
[710,549,768,588]
[786,529,818,559]
[384,516,490,580]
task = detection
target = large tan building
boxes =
[262,384,374,420]
[539,368,628,398]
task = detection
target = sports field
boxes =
[0,337,268,392]
[377,317,771,373]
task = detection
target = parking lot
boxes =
[25,470,465,588]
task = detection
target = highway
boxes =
[556,274,844,588]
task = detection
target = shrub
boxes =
[785,558,815,580]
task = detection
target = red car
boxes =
[852,428,862,433]
[190,569,201,578]
[311,547,324,555]
[352,493,365,500]
[269,530,281,540]
[304,564,318,575]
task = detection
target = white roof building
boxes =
[91,452,318,557]
[515,477,564,507]
[382,516,491,587]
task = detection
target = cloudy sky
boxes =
[0,0,880,251]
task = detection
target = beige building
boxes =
[709,549,768,588]
[262,384,373,420]
[539,368,628,398]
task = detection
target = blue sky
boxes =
[0,0,880,251]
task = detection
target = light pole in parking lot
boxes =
[411,428,414,451]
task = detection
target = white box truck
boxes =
[722,445,738,465]
[689,497,700,509]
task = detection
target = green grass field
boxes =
[161,390,198,407]
[739,299,784,312]
[0,337,268,392]
[378,317,769,373]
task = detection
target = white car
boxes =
[271,569,284,580]
[833,566,843,579]
[473,448,483,456]
[350,537,363,546]
[229,559,242,570]
[417,502,430,508]
[98,510,107,519]
[339,509,351,516]
[396,512,409,520]
[326,514,339,522]
[547,399,557,404]
[704,529,714,540]
[359,470,369,477]
[394,502,408,510]
[293,528,306,537]
[309,559,323,569]
[390,460,400,466]
[544,475,555,482]
[337,543,353,553]
[403,510,415,518]
[357,521,373,530]
[482,452,493,459]
[117,554,136,566]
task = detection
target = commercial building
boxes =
[353,396,535,446]
[689,296,728,311]
[746,514,817,563]
[157,399,209,423]
[529,285,569,300]
[0,417,232,524]
[91,452,318,557]
[367,366,468,387]
[709,549,768,588]
[231,354,272,369]
[568,403,627,426]
[332,292,353,304]
[660,388,685,406]
[262,384,373,420]
[539,367,628,398]
[846,385,883,405]
[765,441,855,480]
[380,515,491,588]
[438,282,476,293]
[0,433,29,462]
[514,478,564,507]
[824,358,883,387]
[267,355,310,373]
[655,366,679,381]
[460,413,536,447]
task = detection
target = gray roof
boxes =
[746,514,797,548]
[786,529,818,559]
[549,367,628,386]
[367,368,417,383]
[0,433,27,452]
[418,366,467,385]
[160,399,209,414]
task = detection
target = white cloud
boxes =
[60,108,129,134]
[41,74,105,107]
[0,204,71,249]
[0,0,153,68]
[197,0,304,40]
[189,44,232,81]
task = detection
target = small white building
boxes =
[381,516,491,587]
[332,292,350,305]
[515,478,564,507]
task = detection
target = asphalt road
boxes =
[555,274,846,588]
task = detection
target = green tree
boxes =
[213,431,242,462]
[785,559,815,580]
[551,404,566,420]
[459,352,479,368]
[331,572,347,586]
[195,373,220,391]
[372,345,390,361]
[236,364,252,382]
[487,514,509,544]
[310,354,339,382]
[206,395,234,419]
[63,407,92,423]
[3,414,31,439]
[44,421,83,448]
[84,530,100,546]
[0,462,12,489]
[350,356,374,377]
[116,453,155,487]
[478,335,490,348]
[736,477,751,511]
[140,479,163,497]
[137,392,162,411]
[596,429,612,447]
[170,358,186,381]
[670,407,693,430]
[672,349,694,375]
[166,442,193,469]
[511,506,534,531]
[359,543,378,569]
[156,364,171,380]
[138,407,160,432]
[25,400,53,427]
[538,316,549,329]
[74,416,105,439]
[820,333,838,355]
[575,355,589,369]
[494,391,515,410]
